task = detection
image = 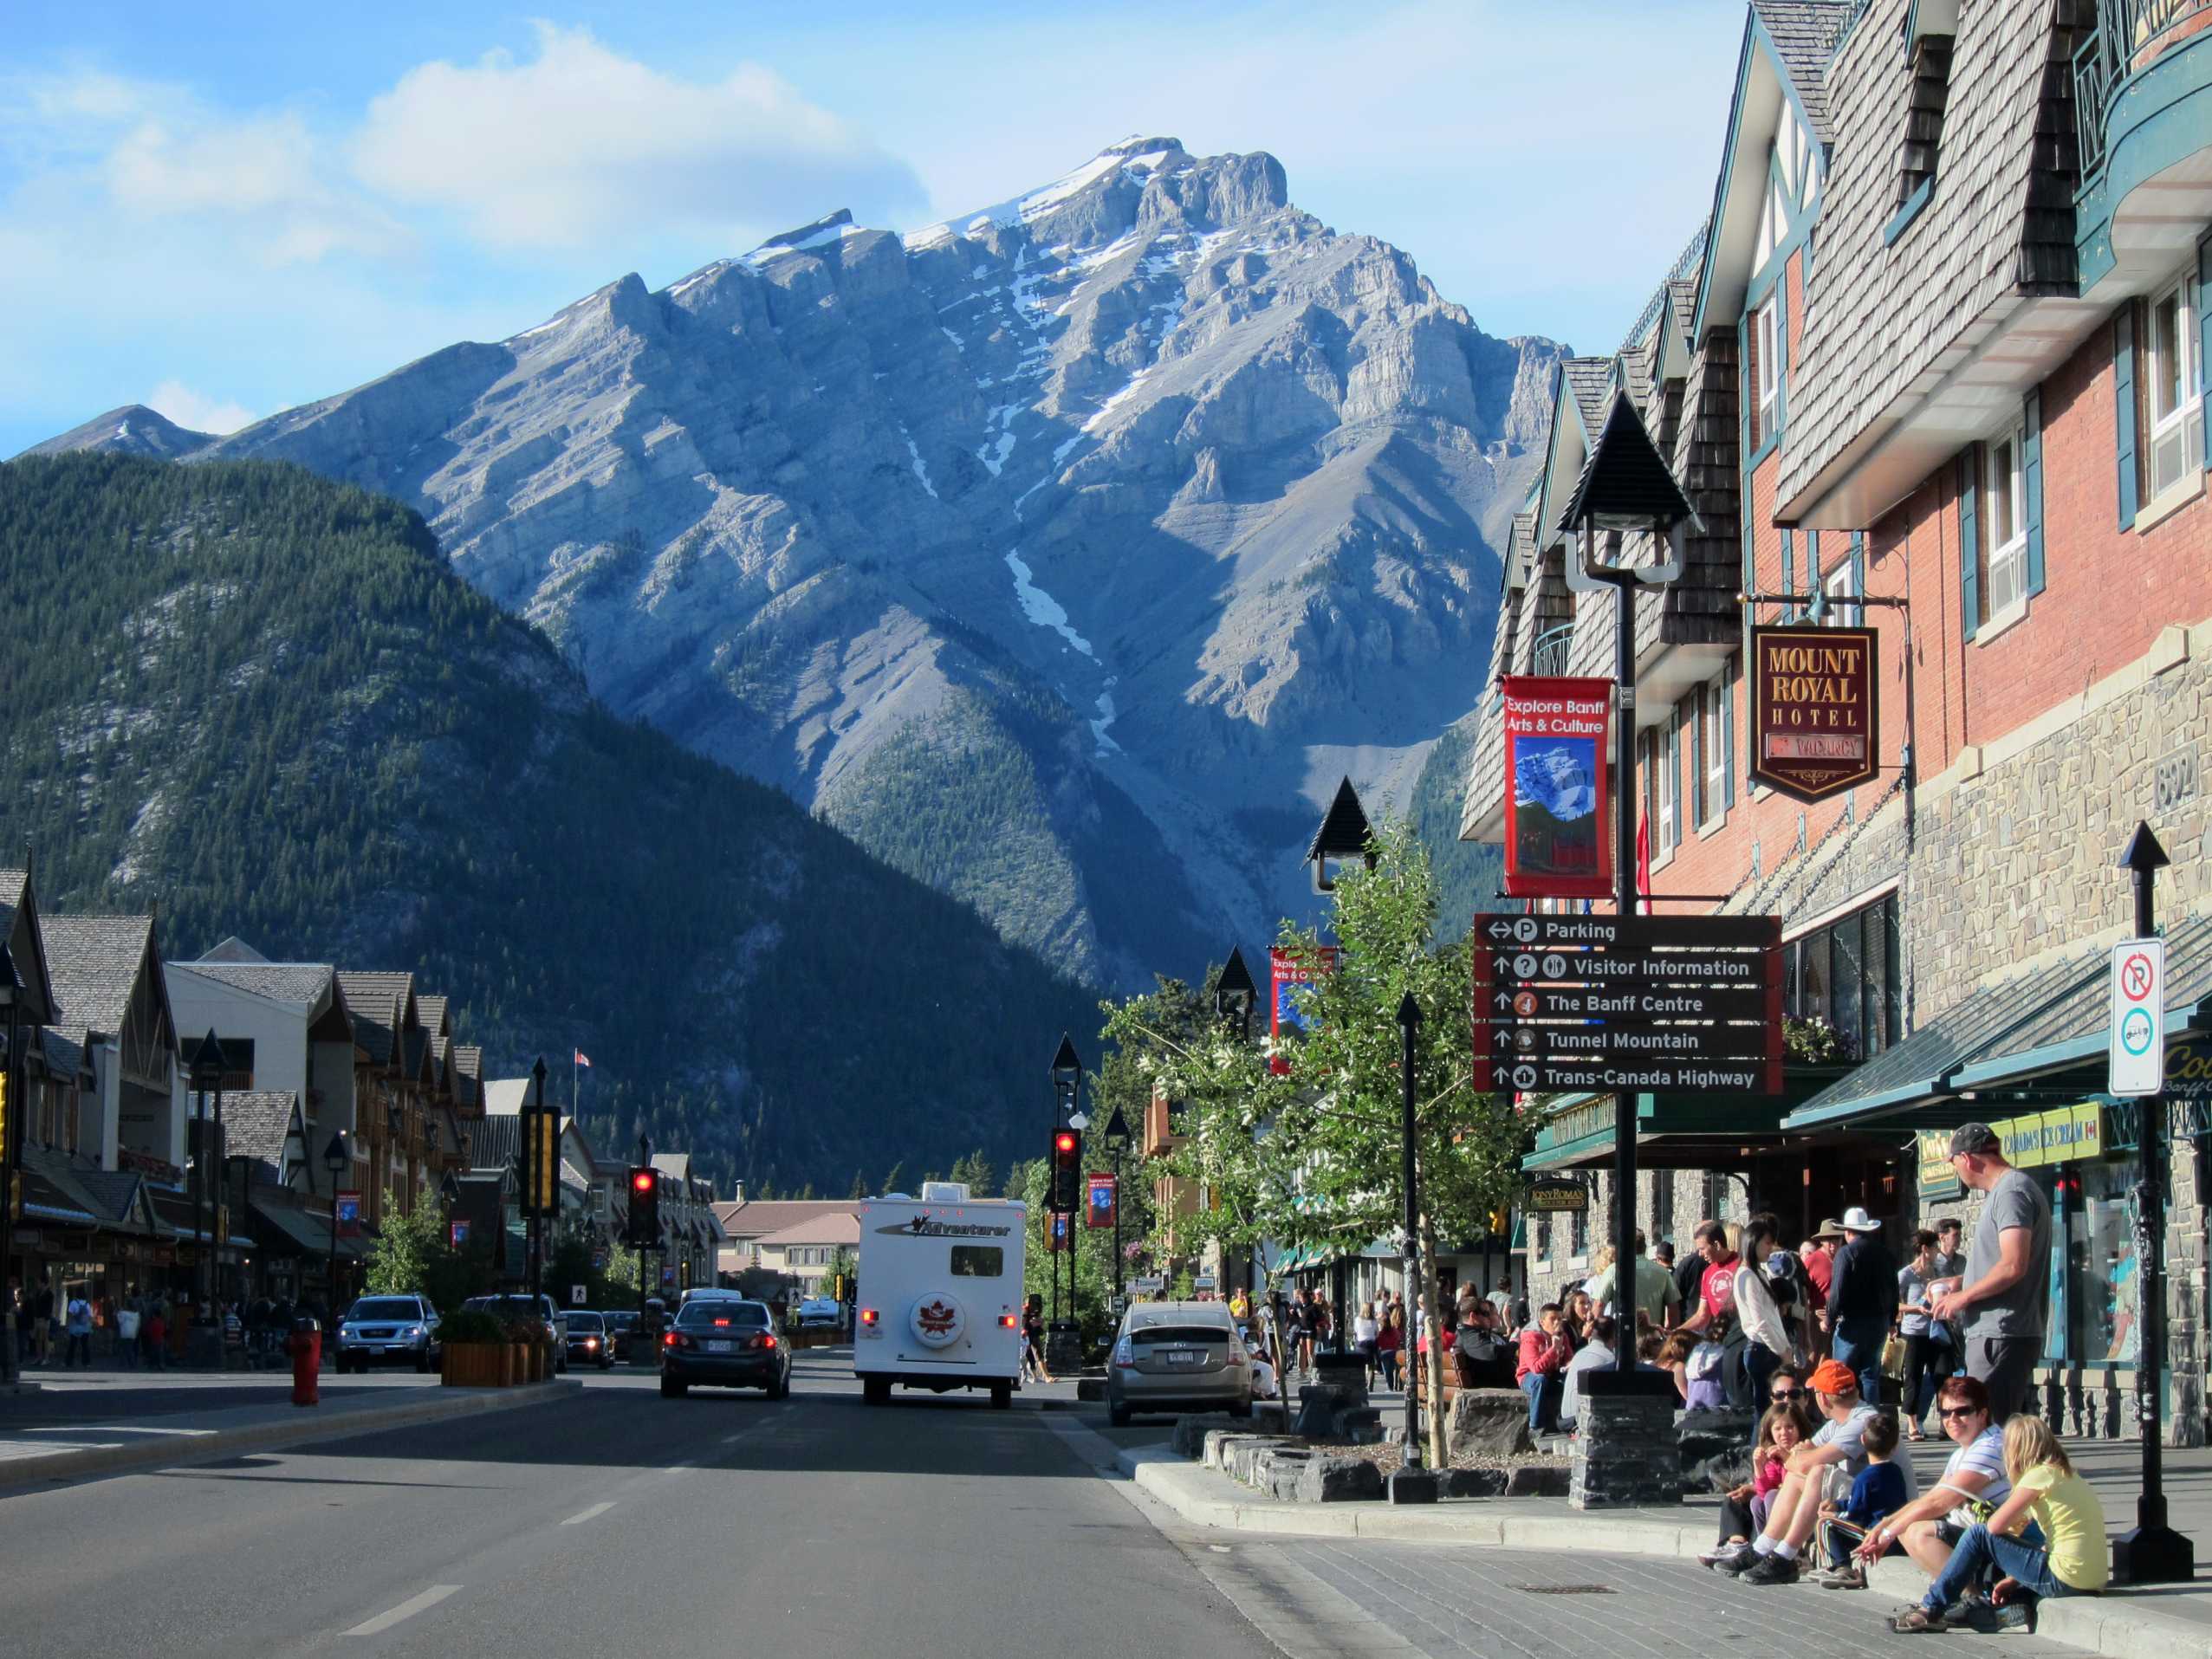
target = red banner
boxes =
[1501,676,1612,900]
[1045,1210,1073,1253]
[1085,1173,1117,1230]
[1268,946,1339,1074]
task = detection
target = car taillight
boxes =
[999,1314,1017,1328]
[860,1308,879,1325]
[762,1334,777,1349]
[663,1332,678,1346]
[1113,1336,1135,1369]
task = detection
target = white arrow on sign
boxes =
[1487,921,1514,940]
[2110,936,2166,1098]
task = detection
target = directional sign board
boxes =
[2110,936,2166,1098]
[1473,913,1782,1096]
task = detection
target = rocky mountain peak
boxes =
[31,138,1564,988]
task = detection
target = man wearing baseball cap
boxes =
[1930,1124,2050,1422]
[1716,1358,1897,1584]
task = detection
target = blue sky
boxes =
[2,2,1748,456]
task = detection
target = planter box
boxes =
[443,1343,513,1388]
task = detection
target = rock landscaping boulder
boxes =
[1446,1388,1536,1461]
[1504,1461,1570,1497]
[1294,1454,1384,1503]
[1437,1467,1508,1499]
[1677,1408,1754,1494]
[1293,1389,1340,1439]
[1173,1414,1237,1458]
[1260,1447,1313,1500]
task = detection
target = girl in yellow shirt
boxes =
[1893,1416,2106,1633]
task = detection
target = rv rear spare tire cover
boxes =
[908,1290,965,1349]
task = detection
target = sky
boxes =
[1,2,1748,457]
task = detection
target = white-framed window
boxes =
[1755,298,1780,446]
[2147,275,2204,502]
[1822,548,1861,626]
[1657,712,1680,859]
[1982,424,2029,624]
[1704,677,1729,821]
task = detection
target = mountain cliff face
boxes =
[54,139,1563,983]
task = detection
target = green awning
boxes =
[1784,912,2212,1133]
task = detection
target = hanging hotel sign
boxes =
[1500,675,1613,900]
[1749,625,1879,803]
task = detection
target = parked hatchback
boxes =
[1106,1300,1252,1426]
[334,1294,441,1373]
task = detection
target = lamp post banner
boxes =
[1085,1173,1116,1230]
[1268,946,1339,1074]
[1500,675,1613,899]
[1749,625,1879,802]
[334,1190,361,1237]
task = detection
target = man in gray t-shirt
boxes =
[1932,1123,2050,1421]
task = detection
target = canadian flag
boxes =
[574,1049,593,1068]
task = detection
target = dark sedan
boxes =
[565,1310,616,1369]
[659,1298,789,1398]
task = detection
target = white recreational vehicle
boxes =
[854,1183,1026,1408]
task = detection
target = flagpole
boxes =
[572,1049,578,1119]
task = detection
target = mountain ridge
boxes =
[34,138,1562,982]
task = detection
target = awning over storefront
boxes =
[1785,912,2212,1133]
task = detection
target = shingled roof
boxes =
[468,1111,521,1175]
[182,960,333,1007]
[1559,359,1615,439]
[224,1090,302,1174]
[1777,0,2077,512]
[42,914,153,1036]
[1751,0,1852,145]
[336,971,411,1065]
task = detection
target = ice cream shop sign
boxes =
[1749,626,1879,804]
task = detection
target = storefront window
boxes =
[2065,1163,2139,1365]
[1783,893,1901,1060]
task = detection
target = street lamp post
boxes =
[186,1031,227,1363]
[1395,993,1422,1468]
[1214,947,1257,1300]
[323,1133,348,1313]
[635,1132,652,1343]
[1049,1035,1081,1374]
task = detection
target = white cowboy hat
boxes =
[1840,1205,1881,1233]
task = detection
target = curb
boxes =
[1114,1448,2212,1659]
[0,1379,584,1492]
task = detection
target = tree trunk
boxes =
[1416,1211,1450,1468]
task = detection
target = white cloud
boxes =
[352,23,926,250]
[146,379,256,436]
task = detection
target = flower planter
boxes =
[442,1342,509,1388]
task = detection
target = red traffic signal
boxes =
[1054,1131,1077,1156]
[632,1170,654,1193]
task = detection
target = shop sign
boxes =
[1500,676,1613,900]
[1749,625,1878,803]
[1523,1177,1588,1213]
[1917,1130,1961,1198]
[2169,1037,2212,1098]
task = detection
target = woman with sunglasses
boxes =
[1858,1376,2014,1630]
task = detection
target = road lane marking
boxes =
[344,1585,460,1636]
[561,1501,614,1526]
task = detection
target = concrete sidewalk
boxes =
[0,1377,582,1490]
[1111,1442,2212,1659]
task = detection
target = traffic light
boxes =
[1052,1128,1081,1210]
[626,1166,660,1247]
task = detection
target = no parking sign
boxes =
[2111,937,2165,1098]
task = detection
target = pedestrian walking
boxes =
[30,1278,55,1367]
[64,1290,92,1368]
[1932,1217,1966,1281]
[1827,1208,1899,1403]
[143,1301,167,1371]
[1376,1303,1404,1391]
[1930,1123,2050,1422]
[115,1299,140,1368]
[1588,1230,1682,1329]
[1353,1299,1379,1380]
[1896,1229,1953,1438]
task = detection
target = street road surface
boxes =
[0,1352,2086,1659]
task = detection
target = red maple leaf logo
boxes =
[916,1299,957,1335]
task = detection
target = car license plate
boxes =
[704,1340,732,1354]
[1168,1349,1202,1365]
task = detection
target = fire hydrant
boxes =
[289,1316,321,1408]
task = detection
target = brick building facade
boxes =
[1465,0,2212,1441]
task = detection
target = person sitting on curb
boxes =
[1812,1408,1908,1588]
[1702,1397,1815,1565]
[1890,1414,2107,1634]
[1878,1387,2055,1633]
[1709,1358,1882,1584]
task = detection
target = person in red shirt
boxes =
[1515,1303,1573,1432]
[1802,1220,1841,1354]
[1674,1220,1741,1335]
